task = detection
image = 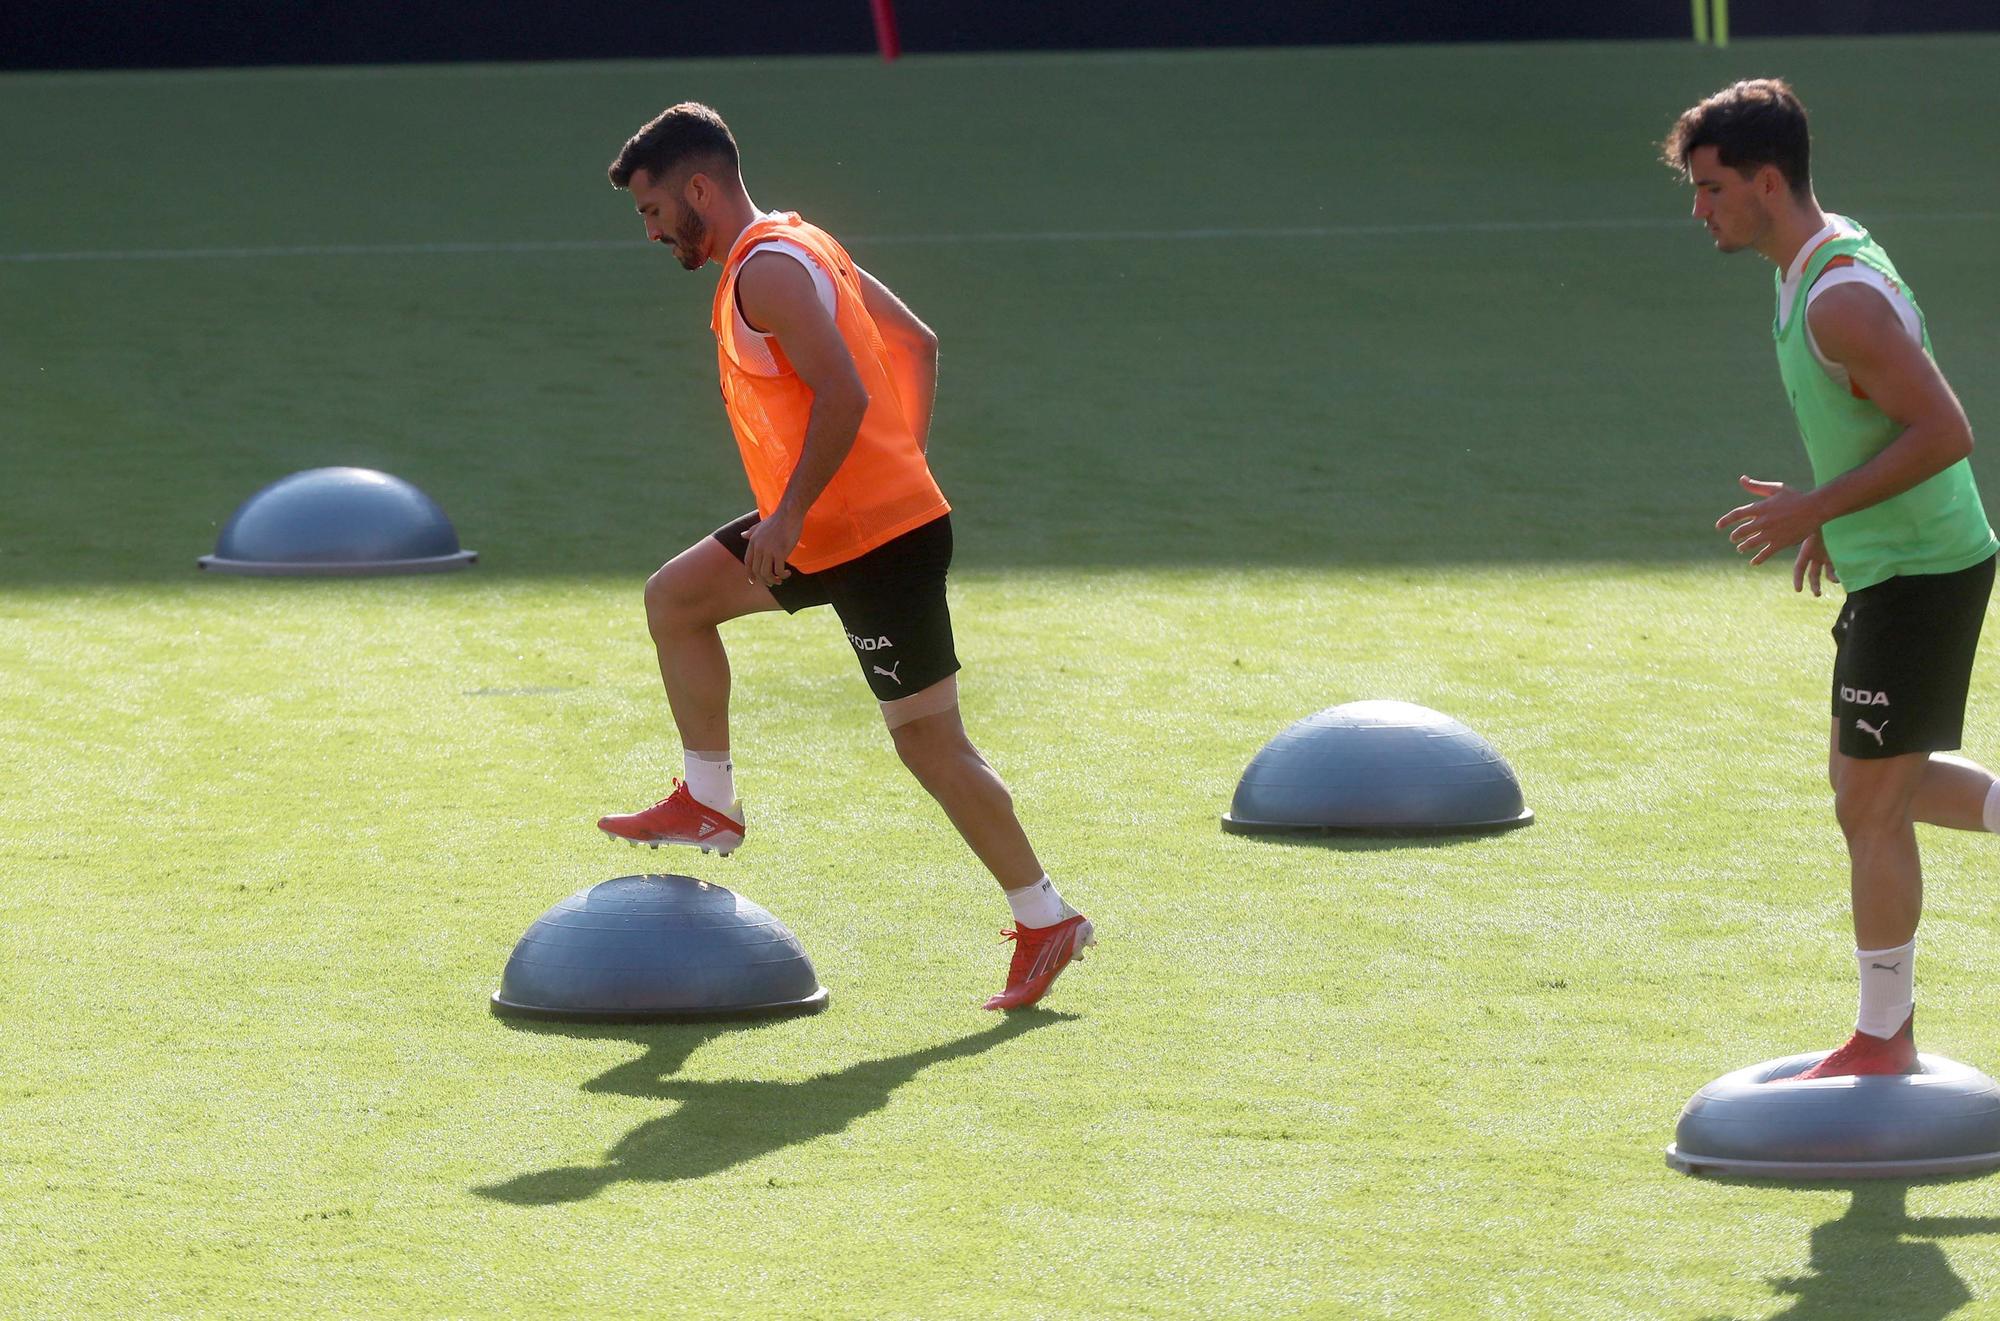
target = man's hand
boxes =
[743,505,803,588]
[1716,476,1826,566]
[1792,530,1839,597]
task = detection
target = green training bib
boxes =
[1773,219,1994,591]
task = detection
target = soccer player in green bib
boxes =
[1664,79,2000,1077]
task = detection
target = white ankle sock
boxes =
[682,750,736,813]
[1982,779,2000,833]
[1005,875,1066,928]
[1854,939,1915,1039]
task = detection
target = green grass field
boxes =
[8,34,2000,1318]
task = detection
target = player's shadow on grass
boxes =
[475,1011,1071,1206]
[1696,1180,2000,1321]
[1766,1181,2000,1321]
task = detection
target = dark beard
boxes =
[673,210,708,271]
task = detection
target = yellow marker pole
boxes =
[1713,0,1730,46]
[1693,0,1710,45]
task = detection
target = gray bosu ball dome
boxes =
[491,874,829,1022]
[1222,700,1533,835]
[1666,1051,2000,1179]
[198,466,476,576]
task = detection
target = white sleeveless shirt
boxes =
[1777,217,1924,395]
[726,213,838,377]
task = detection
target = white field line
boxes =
[3,213,1994,265]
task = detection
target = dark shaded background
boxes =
[7,36,2000,585]
[5,0,1998,72]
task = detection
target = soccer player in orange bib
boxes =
[597,103,1092,1010]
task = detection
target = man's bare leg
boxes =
[645,537,783,751]
[597,537,780,850]
[1830,722,2000,834]
[1804,723,1934,1076]
[882,682,1093,1011]
[1831,748,1929,950]
[884,690,1045,890]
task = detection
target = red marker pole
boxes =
[870,0,902,61]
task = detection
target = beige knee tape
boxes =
[881,675,959,730]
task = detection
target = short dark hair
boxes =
[1661,78,1812,197]
[609,102,739,190]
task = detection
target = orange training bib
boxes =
[710,213,948,573]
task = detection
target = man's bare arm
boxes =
[1718,284,1974,565]
[1802,283,1974,521]
[734,251,868,584]
[856,265,939,452]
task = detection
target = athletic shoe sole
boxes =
[598,827,742,858]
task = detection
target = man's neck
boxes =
[708,192,764,265]
[1759,195,1832,271]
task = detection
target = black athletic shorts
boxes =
[1830,553,1994,759]
[714,511,960,702]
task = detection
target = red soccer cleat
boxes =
[1794,1011,1919,1080]
[596,780,745,856]
[982,911,1095,1011]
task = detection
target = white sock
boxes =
[1854,939,1915,1039]
[1982,779,2000,833]
[682,750,736,813]
[1004,875,1066,928]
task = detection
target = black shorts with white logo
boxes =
[1830,553,1994,759]
[714,511,960,702]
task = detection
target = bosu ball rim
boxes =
[1218,806,1534,837]
[489,873,830,1024]
[1666,1049,2000,1180]
[489,985,829,1024]
[199,550,478,577]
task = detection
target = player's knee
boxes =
[1833,780,1907,843]
[644,563,702,636]
[642,570,675,638]
[889,717,947,775]
[890,715,979,783]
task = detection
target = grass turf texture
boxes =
[7,34,2000,1319]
